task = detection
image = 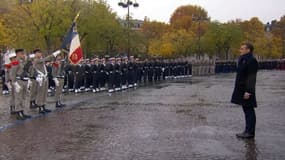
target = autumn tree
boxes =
[256,35,282,59]
[202,22,243,59]
[0,16,9,47]
[238,17,271,58]
[271,15,285,58]
[2,0,72,52]
[149,29,195,58]
[170,5,208,31]
[141,21,170,55]
[169,5,210,58]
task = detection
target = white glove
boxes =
[36,76,43,86]
[29,54,35,59]
[6,82,12,91]
[27,79,32,90]
[14,82,21,93]
[52,50,61,57]
[53,78,59,87]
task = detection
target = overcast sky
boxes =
[107,0,285,23]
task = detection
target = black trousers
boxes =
[75,74,81,89]
[242,106,256,135]
[68,73,74,89]
[92,73,99,89]
[1,72,8,91]
[98,71,106,88]
[142,71,147,83]
[114,71,121,88]
[127,70,134,85]
[108,72,115,89]
[85,73,92,89]
[148,70,154,82]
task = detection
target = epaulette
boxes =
[11,60,19,66]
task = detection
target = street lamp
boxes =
[118,0,139,57]
[192,14,208,60]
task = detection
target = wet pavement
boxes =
[0,71,285,160]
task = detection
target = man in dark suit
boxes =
[231,42,258,139]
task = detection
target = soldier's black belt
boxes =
[57,76,65,79]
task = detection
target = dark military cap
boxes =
[33,49,41,54]
[15,49,24,53]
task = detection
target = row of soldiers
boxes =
[258,60,285,70]
[1,49,194,120]
[215,61,238,73]
[45,59,218,94]
[47,57,193,94]
[215,59,285,73]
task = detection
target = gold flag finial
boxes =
[73,11,81,22]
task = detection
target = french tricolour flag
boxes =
[62,22,83,65]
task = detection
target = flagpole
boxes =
[68,11,83,65]
[62,11,81,62]
[73,11,81,23]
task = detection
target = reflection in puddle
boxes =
[243,139,258,160]
[172,79,200,85]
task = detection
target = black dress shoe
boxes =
[16,111,25,120]
[23,114,32,119]
[236,132,254,139]
[21,111,32,119]
[59,102,66,107]
[42,105,51,113]
[55,102,63,108]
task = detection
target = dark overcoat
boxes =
[231,52,258,107]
